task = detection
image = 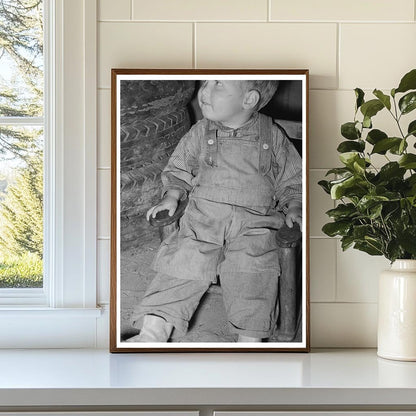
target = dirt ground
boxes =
[120,225,302,343]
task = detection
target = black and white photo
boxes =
[110,69,309,352]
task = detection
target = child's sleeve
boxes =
[160,120,203,199]
[272,126,303,212]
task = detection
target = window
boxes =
[0,0,45,294]
[0,0,100,348]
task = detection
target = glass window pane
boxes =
[0,0,44,117]
[0,126,43,288]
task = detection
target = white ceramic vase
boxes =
[378,259,416,361]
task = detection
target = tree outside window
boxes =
[0,0,44,288]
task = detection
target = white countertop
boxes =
[0,348,416,407]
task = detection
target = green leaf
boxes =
[406,175,416,197]
[341,122,361,140]
[341,235,355,251]
[322,221,351,237]
[371,137,402,154]
[357,195,389,212]
[353,158,367,174]
[325,167,352,176]
[406,174,416,187]
[318,180,331,194]
[337,140,365,153]
[407,120,416,137]
[330,176,354,199]
[366,129,387,145]
[399,92,416,115]
[365,236,384,250]
[395,69,416,94]
[360,99,384,119]
[398,227,416,255]
[326,203,357,220]
[353,224,374,240]
[394,139,408,155]
[369,203,383,220]
[339,152,361,167]
[373,89,391,110]
[377,162,406,182]
[355,88,365,110]
[330,175,367,200]
[386,240,403,263]
[384,203,400,222]
[399,154,416,169]
[354,241,383,256]
[363,116,372,129]
[389,139,408,155]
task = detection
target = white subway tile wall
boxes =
[270,0,415,22]
[98,169,111,239]
[97,0,416,347]
[310,239,336,302]
[340,24,416,90]
[196,23,338,89]
[98,90,111,168]
[309,90,354,169]
[97,240,111,305]
[311,303,378,347]
[132,0,268,21]
[99,0,131,21]
[98,22,193,88]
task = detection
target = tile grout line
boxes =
[98,19,416,24]
[336,22,340,90]
[130,0,133,20]
[268,0,271,22]
[311,301,378,305]
[193,22,197,69]
[99,19,270,23]
[333,229,339,302]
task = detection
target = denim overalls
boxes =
[133,113,301,338]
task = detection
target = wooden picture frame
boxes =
[110,69,310,352]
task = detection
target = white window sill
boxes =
[0,307,104,348]
[0,307,102,316]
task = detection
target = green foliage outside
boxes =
[0,0,44,287]
[0,154,43,258]
[319,69,416,263]
[0,252,42,288]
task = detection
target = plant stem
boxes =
[390,96,406,139]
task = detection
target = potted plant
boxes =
[319,68,416,361]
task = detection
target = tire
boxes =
[118,80,195,247]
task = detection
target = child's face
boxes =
[198,80,249,126]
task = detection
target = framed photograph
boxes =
[110,69,310,352]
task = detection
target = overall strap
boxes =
[205,125,218,167]
[258,113,273,176]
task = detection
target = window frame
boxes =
[0,0,100,348]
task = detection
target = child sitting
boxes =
[128,79,302,343]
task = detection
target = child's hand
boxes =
[146,195,179,221]
[285,202,302,228]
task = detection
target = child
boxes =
[128,80,302,343]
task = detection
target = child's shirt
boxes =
[161,112,302,214]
